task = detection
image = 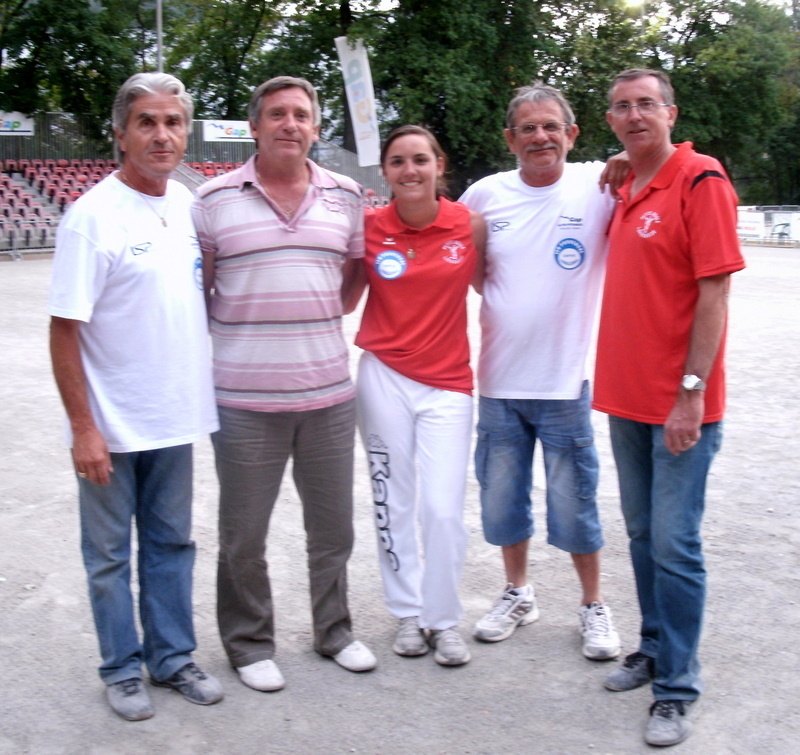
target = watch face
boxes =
[682,375,704,391]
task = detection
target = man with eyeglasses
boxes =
[594,68,744,747]
[460,82,625,661]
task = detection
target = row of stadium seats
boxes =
[0,158,389,255]
[2,158,117,175]
[187,161,245,177]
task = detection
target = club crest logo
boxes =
[194,256,203,290]
[375,250,407,279]
[322,196,345,214]
[637,210,661,238]
[442,239,466,264]
[553,238,585,270]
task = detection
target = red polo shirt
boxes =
[356,197,477,395]
[594,143,745,423]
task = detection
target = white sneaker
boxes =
[237,659,286,691]
[332,640,377,672]
[428,627,471,666]
[473,584,539,642]
[393,617,428,657]
[579,602,621,660]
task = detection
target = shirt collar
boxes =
[374,196,456,234]
[619,142,694,203]
[236,155,337,191]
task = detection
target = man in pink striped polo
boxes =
[192,76,376,693]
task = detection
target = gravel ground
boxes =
[0,245,797,754]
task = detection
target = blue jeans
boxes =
[608,416,722,701]
[78,444,196,684]
[475,382,602,553]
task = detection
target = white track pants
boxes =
[356,352,472,630]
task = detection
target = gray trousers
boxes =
[213,400,356,666]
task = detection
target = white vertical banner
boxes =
[335,36,380,167]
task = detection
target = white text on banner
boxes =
[335,37,380,167]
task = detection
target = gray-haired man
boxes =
[460,82,624,659]
[49,72,222,721]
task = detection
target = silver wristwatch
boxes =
[681,374,707,391]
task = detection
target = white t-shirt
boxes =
[48,174,218,452]
[460,162,615,400]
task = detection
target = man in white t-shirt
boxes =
[48,73,221,721]
[460,82,622,659]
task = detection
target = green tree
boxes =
[666,0,795,186]
[539,0,644,160]
[250,1,390,145]
[536,1,799,202]
[371,0,548,191]
[166,0,283,119]
[0,0,140,129]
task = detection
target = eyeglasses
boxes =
[509,122,568,136]
[608,101,670,117]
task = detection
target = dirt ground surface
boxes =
[0,245,797,755]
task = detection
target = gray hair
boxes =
[608,68,675,106]
[506,81,576,130]
[248,76,321,127]
[112,72,193,162]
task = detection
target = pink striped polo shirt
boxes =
[192,156,365,412]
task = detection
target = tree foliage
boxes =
[166,0,282,119]
[370,0,548,188]
[0,0,140,132]
[0,0,797,202]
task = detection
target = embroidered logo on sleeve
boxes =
[636,210,661,238]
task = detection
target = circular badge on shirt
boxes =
[553,238,586,270]
[375,250,407,279]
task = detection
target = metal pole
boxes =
[157,0,163,72]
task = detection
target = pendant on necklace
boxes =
[160,218,167,227]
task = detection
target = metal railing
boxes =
[0,113,389,257]
[0,113,388,194]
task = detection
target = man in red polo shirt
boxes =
[594,68,745,747]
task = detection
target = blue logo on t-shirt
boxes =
[194,256,203,290]
[553,238,585,270]
[375,250,407,280]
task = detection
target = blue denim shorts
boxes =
[474,382,603,553]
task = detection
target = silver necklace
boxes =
[119,172,169,227]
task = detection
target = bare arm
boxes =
[663,273,731,456]
[49,316,113,485]
[341,258,368,314]
[598,151,631,199]
[469,210,487,294]
[202,250,216,315]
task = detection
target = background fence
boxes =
[0,113,389,195]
